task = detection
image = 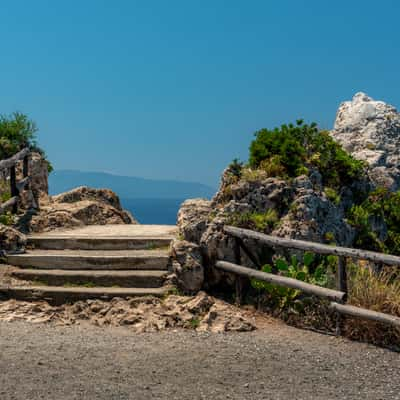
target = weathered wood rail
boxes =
[0,148,30,215]
[216,225,400,333]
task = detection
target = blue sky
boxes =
[1,0,399,187]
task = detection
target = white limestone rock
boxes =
[332,92,400,190]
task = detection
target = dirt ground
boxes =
[0,318,399,400]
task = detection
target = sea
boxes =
[120,198,186,225]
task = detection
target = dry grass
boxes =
[344,265,400,348]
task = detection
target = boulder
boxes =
[177,198,211,243]
[26,187,136,233]
[332,92,400,190]
[0,224,26,254]
[171,239,204,293]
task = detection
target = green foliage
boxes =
[251,252,328,310]
[228,158,243,179]
[347,188,400,254]
[226,209,278,232]
[0,180,11,203]
[0,112,53,172]
[0,211,15,226]
[0,112,37,159]
[249,120,365,188]
[324,187,340,206]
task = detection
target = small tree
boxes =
[0,112,52,172]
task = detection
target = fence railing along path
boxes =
[215,225,400,334]
[0,148,30,215]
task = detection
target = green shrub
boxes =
[347,188,400,255]
[227,209,278,232]
[0,211,15,226]
[0,112,53,172]
[251,252,328,310]
[0,112,37,159]
[249,120,365,188]
[227,158,243,179]
[324,187,340,205]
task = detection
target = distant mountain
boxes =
[49,170,216,199]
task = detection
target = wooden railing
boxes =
[216,225,400,334]
[0,148,30,215]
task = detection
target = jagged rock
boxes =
[198,302,255,333]
[171,239,204,293]
[177,198,211,243]
[26,187,136,233]
[53,186,124,210]
[272,192,355,246]
[332,92,400,190]
[0,224,26,254]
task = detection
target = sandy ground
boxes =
[0,319,398,400]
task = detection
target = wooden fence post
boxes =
[9,165,18,214]
[23,155,29,189]
[234,237,243,305]
[336,256,347,335]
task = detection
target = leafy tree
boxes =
[0,112,52,172]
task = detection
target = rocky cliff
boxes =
[172,93,400,293]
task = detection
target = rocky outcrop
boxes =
[177,199,211,243]
[175,93,400,291]
[171,240,204,293]
[332,92,400,190]
[27,186,136,233]
[0,225,26,254]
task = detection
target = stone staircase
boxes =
[1,225,177,303]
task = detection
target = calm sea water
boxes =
[121,198,185,225]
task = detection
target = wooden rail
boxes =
[0,148,30,215]
[217,225,400,332]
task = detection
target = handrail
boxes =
[0,148,29,171]
[216,261,346,302]
[0,148,31,215]
[219,225,400,334]
[224,225,400,267]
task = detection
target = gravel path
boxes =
[0,320,398,400]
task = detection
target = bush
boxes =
[226,209,278,232]
[347,188,400,255]
[345,265,400,347]
[0,112,37,159]
[251,253,329,311]
[249,120,365,188]
[0,112,52,172]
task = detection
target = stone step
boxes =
[7,249,170,271]
[10,268,168,288]
[0,285,168,304]
[27,236,172,251]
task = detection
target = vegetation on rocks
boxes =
[347,188,400,255]
[0,112,52,172]
[248,120,365,188]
